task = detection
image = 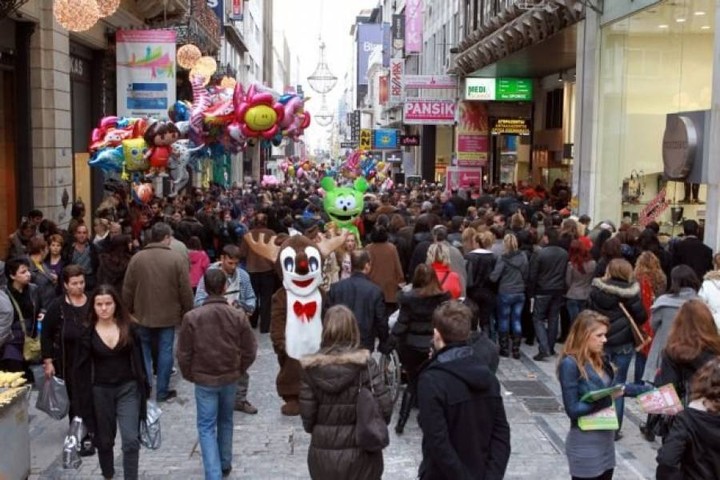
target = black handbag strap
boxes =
[358,360,374,394]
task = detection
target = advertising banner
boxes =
[404,75,457,90]
[464,77,533,101]
[207,0,224,26]
[405,0,423,54]
[373,129,398,149]
[389,58,404,104]
[392,14,405,55]
[230,0,243,20]
[447,167,483,190]
[456,101,489,166]
[403,99,456,125]
[491,118,531,136]
[379,75,388,105]
[116,30,176,118]
[357,23,390,86]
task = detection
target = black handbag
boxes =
[355,360,389,452]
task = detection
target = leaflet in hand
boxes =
[580,385,623,403]
[637,384,684,415]
[578,403,619,431]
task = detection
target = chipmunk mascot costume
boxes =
[246,230,345,415]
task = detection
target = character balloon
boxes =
[320,176,368,245]
[235,85,285,140]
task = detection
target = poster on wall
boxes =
[116,30,176,118]
[447,167,482,190]
[456,101,489,167]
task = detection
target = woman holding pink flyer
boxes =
[558,311,624,480]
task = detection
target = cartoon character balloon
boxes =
[236,85,285,139]
[320,176,368,245]
[143,120,180,177]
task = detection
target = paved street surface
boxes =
[28,333,659,479]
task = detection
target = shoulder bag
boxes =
[618,302,652,352]
[355,360,389,452]
[6,288,41,362]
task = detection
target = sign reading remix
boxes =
[465,77,533,101]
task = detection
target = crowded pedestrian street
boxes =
[24,334,658,479]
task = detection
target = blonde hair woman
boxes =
[426,242,461,299]
[299,305,393,480]
[464,230,497,330]
[558,311,621,480]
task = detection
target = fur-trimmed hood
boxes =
[591,277,640,298]
[703,270,720,282]
[301,348,371,394]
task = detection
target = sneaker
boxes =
[222,466,232,477]
[171,367,178,376]
[157,390,177,403]
[533,352,549,362]
[234,400,258,414]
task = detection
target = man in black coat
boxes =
[328,249,389,352]
[417,300,510,480]
[671,220,713,280]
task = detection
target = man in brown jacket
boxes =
[238,213,277,333]
[122,222,194,402]
[177,269,257,479]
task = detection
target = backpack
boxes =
[0,288,13,348]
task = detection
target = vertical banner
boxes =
[229,0,244,20]
[392,14,405,56]
[405,0,423,54]
[456,101,489,167]
[116,30,176,118]
[389,58,404,104]
[356,24,385,86]
[207,0,224,26]
[379,75,389,106]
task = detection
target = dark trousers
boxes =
[532,293,564,355]
[93,381,141,480]
[572,468,614,480]
[250,270,276,333]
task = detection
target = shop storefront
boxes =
[592,0,715,232]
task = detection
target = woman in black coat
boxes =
[587,258,646,437]
[391,264,451,434]
[464,230,498,333]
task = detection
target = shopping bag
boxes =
[36,375,70,420]
[140,401,162,449]
[63,416,87,469]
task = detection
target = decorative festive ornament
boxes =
[96,0,120,17]
[194,56,217,77]
[176,44,202,70]
[54,0,100,32]
[189,68,210,86]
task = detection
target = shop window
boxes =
[545,89,563,129]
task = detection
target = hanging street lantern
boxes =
[53,0,100,32]
[96,0,120,17]
[177,44,202,70]
[307,41,337,95]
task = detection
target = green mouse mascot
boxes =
[321,176,368,245]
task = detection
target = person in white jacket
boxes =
[698,254,720,332]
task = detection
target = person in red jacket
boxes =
[426,242,462,299]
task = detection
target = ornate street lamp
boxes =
[307,41,337,95]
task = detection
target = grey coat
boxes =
[489,250,528,294]
[642,288,698,383]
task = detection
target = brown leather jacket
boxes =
[177,297,257,386]
[239,228,276,273]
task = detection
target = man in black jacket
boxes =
[529,228,569,361]
[671,220,713,280]
[417,300,510,480]
[328,250,389,352]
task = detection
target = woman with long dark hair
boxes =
[74,285,149,480]
[391,263,451,434]
[299,305,392,480]
[558,310,622,480]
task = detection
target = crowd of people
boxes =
[0,177,719,479]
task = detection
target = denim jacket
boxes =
[558,355,615,428]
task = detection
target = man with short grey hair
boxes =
[123,222,194,402]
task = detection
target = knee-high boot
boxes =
[395,387,415,434]
[511,335,522,359]
[499,334,510,357]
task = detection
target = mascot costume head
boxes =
[320,176,367,245]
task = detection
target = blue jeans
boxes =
[195,383,237,479]
[137,326,175,400]
[565,298,587,324]
[532,293,564,355]
[497,292,525,336]
[608,347,633,430]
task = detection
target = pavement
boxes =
[26,333,660,479]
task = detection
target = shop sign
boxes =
[386,150,403,163]
[359,129,372,150]
[465,78,495,100]
[403,100,456,125]
[447,167,482,190]
[229,0,244,21]
[390,58,404,104]
[465,77,533,101]
[399,134,420,146]
[662,114,697,180]
[373,129,398,149]
[116,30,177,118]
[496,78,533,101]
[340,142,357,149]
[491,118,531,136]
[207,0,224,26]
[70,55,90,82]
[404,75,457,90]
[405,0,423,54]
[350,111,361,142]
[392,14,405,55]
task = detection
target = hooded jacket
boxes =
[392,290,451,351]
[587,278,646,348]
[698,270,720,331]
[489,250,528,295]
[417,344,511,480]
[656,400,720,480]
[299,349,393,480]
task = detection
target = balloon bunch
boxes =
[278,158,318,181]
[335,150,394,187]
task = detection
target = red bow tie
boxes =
[293,300,317,320]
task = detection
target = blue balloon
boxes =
[89,146,124,172]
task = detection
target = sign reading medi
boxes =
[404,100,456,125]
[465,77,533,101]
